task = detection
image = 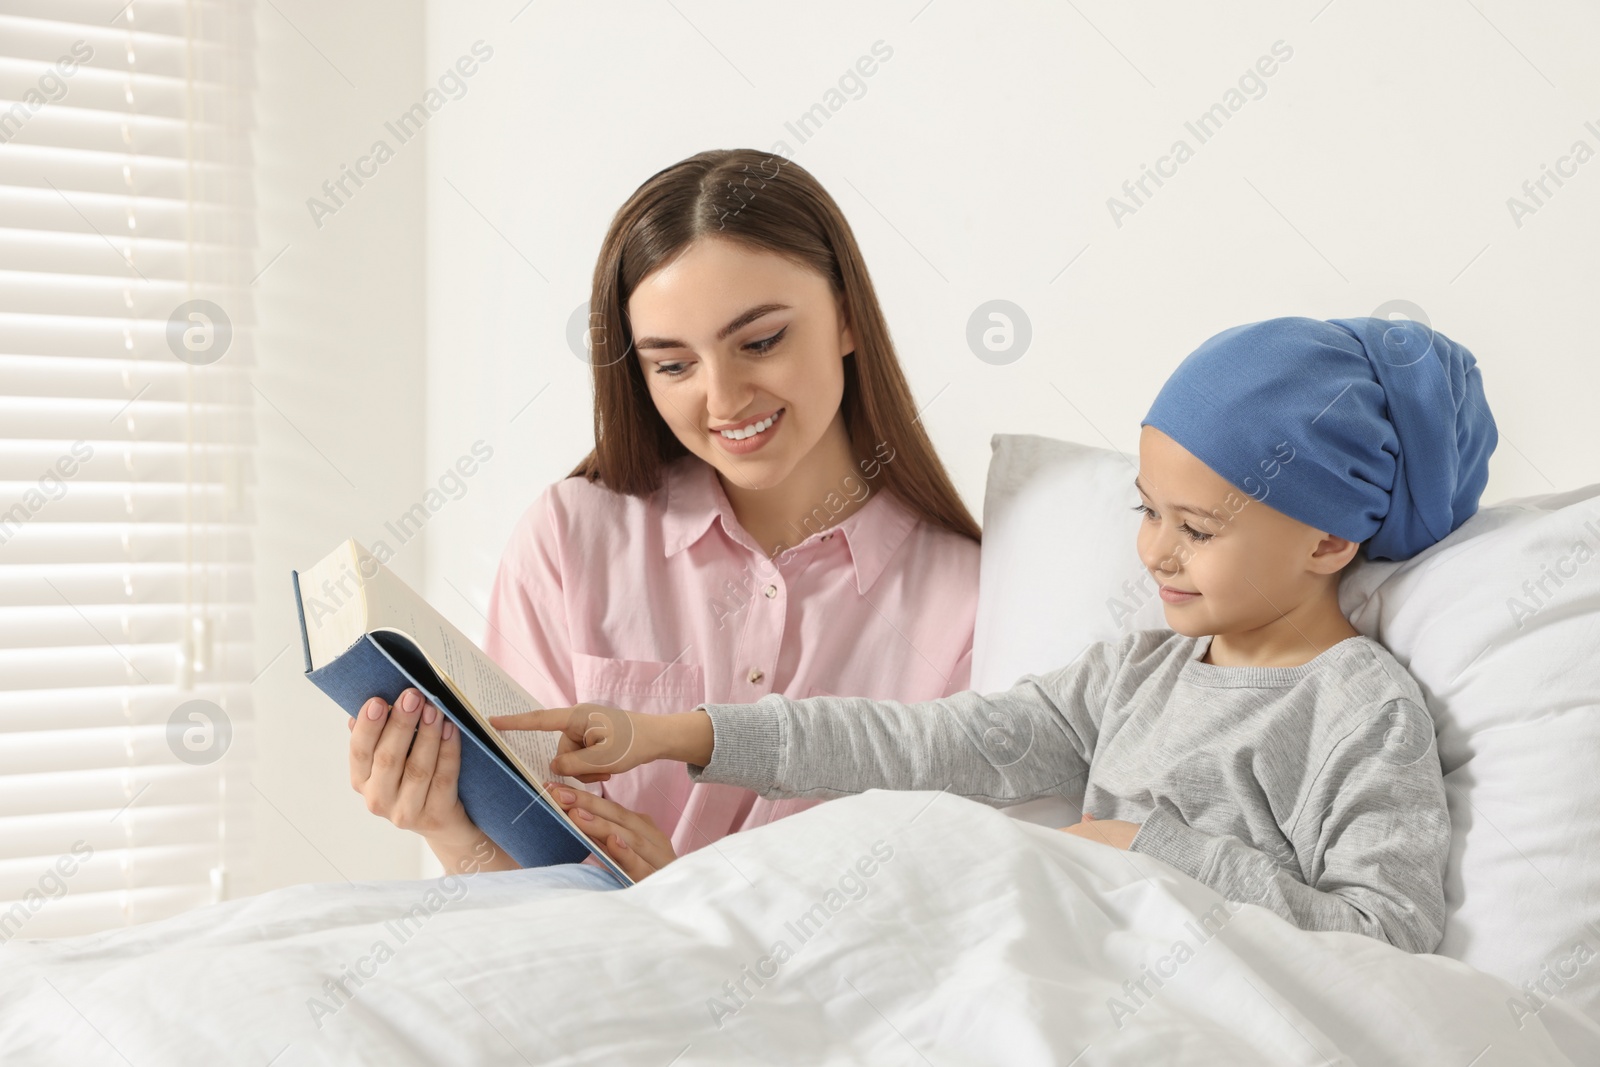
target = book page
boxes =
[428,621,561,777]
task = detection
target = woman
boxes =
[347,148,980,880]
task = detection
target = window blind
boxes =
[0,0,256,938]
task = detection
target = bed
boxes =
[4,789,1599,1064]
[2,433,1597,1065]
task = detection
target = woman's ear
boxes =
[836,291,855,358]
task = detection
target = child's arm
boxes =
[681,678,1099,804]
[1131,697,1450,954]
[499,638,1127,805]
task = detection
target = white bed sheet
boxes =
[3,790,1597,1066]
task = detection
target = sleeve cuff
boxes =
[684,700,785,794]
[1129,803,1217,883]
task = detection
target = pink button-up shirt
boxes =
[481,453,980,857]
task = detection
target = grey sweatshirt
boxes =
[687,627,1451,954]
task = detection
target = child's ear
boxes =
[1310,533,1362,573]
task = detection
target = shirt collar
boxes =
[661,456,920,595]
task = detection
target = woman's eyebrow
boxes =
[634,303,791,351]
[717,303,790,339]
[1133,476,1209,517]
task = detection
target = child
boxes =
[505,315,1498,955]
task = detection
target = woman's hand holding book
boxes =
[348,687,519,873]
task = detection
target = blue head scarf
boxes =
[1140,316,1498,562]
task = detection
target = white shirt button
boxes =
[747,667,764,684]
[763,584,777,599]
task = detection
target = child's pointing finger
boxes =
[488,707,572,732]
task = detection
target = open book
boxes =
[292,539,631,885]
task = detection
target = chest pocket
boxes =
[571,652,706,716]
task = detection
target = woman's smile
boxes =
[713,407,785,454]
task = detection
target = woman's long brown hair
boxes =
[567,148,981,546]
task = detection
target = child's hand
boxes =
[1059,812,1141,850]
[489,703,653,783]
[492,705,716,783]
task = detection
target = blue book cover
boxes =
[291,547,630,886]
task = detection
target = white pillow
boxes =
[970,436,1161,827]
[971,432,1600,1022]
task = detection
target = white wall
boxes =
[246,1,427,893]
[423,0,1600,598]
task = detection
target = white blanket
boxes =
[3,790,1597,1065]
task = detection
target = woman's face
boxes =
[1134,425,1352,637]
[627,237,855,491]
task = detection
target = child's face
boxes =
[1135,426,1358,637]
